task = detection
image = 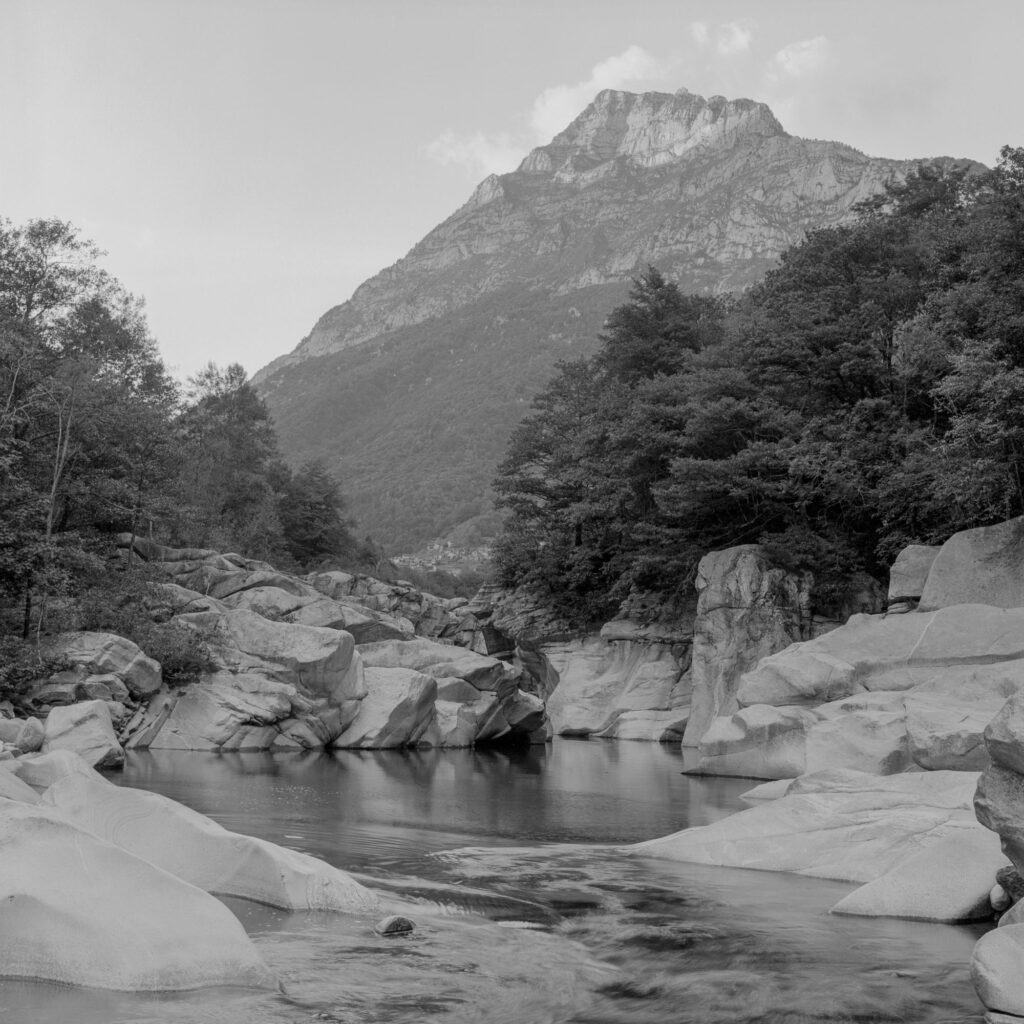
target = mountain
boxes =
[254,87,969,553]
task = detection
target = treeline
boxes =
[493,147,1024,625]
[0,218,371,649]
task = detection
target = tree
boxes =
[276,460,359,569]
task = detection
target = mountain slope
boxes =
[256,88,970,552]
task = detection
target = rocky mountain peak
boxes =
[518,87,786,179]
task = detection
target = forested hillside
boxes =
[494,149,1024,625]
[0,220,371,684]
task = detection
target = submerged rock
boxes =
[374,915,415,936]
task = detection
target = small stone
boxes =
[374,915,415,936]
[993,884,1013,913]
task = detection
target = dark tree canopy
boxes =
[493,152,1024,625]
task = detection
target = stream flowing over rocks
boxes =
[11,518,1024,1016]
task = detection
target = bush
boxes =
[0,636,70,705]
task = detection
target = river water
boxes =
[1,740,988,1023]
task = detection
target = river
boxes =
[1,740,988,1023]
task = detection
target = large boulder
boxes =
[123,672,315,751]
[739,605,1024,708]
[0,801,274,990]
[332,667,437,748]
[887,543,940,607]
[181,609,363,702]
[541,637,691,740]
[12,749,99,790]
[46,632,161,699]
[0,716,44,753]
[357,637,510,692]
[43,770,379,912]
[683,546,814,745]
[920,515,1024,611]
[634,769,996,921]
[41,700,124,768]
[831,827,1006,921]
[695,692,912,780]
[972,925,1024,1018]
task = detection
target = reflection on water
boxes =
[0,740,988,1023]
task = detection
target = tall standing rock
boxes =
[683,546,812,746]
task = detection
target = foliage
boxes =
[493,151,1024,625]
[0,218,366,653]
[0,636,70,704]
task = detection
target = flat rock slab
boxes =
[632,768,993,922]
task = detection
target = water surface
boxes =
[0,741,988,1023]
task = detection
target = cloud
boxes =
[769,36,830,79]
[716,20,754,56]
[424,130,524,179]
[690,21,710,47]
[425,45,673,180]
[528,45,672,141]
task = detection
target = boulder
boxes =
[43,771,379,912]
[694,705,821,779]
[0,716,44,753]
[830,827,1008,921]
[219,586,410,642]
[47,632,161,698]
[41,700,124,768]
[357,637,509,692]
[0,801,274,990]
[634,769,985,885]
[333,667,437,749]
[738,605,1024,708]
[181,609,363,702]
[920,515,1024,611]
[123,673,301,751]
[540,637,690,738]
[0,766,41,803]
[972,925,1024,1018]
[12,749,98,790]
[684,546,812,745]
[887,544,940,606]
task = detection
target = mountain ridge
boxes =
[254,87,977,551]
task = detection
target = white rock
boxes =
[43,771,379,913]
[14,749,107,790]
[633,769,983,883]
[830,827,1008,921]
[333,667,437,748]
[42,700,124,768]
[0,802,274,990]
[972,924,1024,1017]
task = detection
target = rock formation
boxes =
[0,750,383,991]
[634,768,1007,924]
[96,537,544,753]
[253,88,974,551]
[691,517,1024,779]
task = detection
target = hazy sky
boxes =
[3,0,1021,380]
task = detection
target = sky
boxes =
[2,0,1022,381]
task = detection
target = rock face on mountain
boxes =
[254,88,968,552]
